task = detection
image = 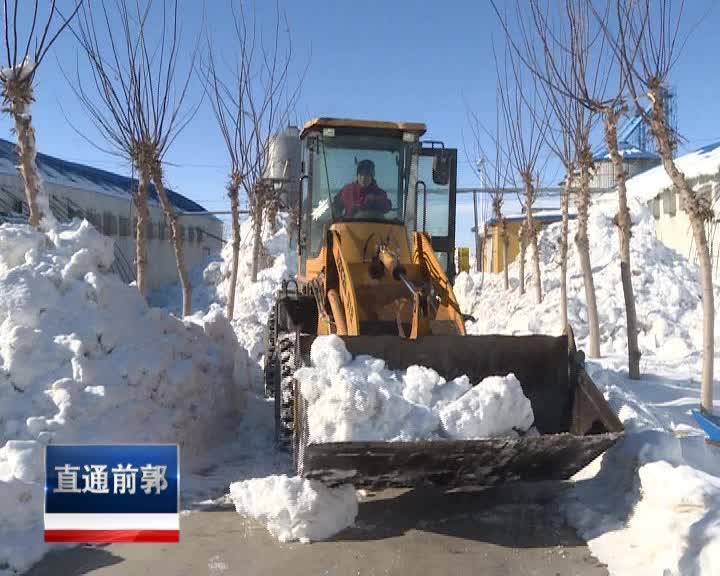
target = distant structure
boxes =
[481,209,577,273]
[264,125,301,208]
[590,88,677,189]
[0,139,223,291]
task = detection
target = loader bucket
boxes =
[295,334,623,488]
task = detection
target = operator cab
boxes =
[297,117,458,280]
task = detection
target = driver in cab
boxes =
[333,159,392,218]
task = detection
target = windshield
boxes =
[311,135,407,225]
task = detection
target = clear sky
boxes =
[2,0,719,247]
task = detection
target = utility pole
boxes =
[473,158,485,272]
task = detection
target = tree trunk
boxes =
[560,175,570,332]
[150,160,192,316]
[250,187,265,283]
[649,85,714,412]
[576,150,601,357]
[226,175,241,321]
[518,223,526,295]
[604,109,641,379]
[502,225,509,290]
[134,166,151,298]
[530,230,542,303]
[11,97,54,229]
[522,172,542,304]
[473,190,482,272]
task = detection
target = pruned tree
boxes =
[493,0,602,355]
[1,0,82,229]
[611,0,713,410]
[495,39,547,304]
[71,0,198,313]
[540,64,579,331]
[204,0,299,318]
[527,0,641,375]
[468,85,512,290]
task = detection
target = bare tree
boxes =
[611,0,713,409]
[494,0,602,355]
[496,40,547,304]
[540,68,579,331]
[524,0,639,371]
[71,0,198,313]
[0,0,82,229]
[468,86,512,289]
[205,0,299,317]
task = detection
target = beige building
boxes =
[649,175,720,279]
[0,138,223,291]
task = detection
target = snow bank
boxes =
[229,474,357,543]
[0,220,250,574]
[185,213,295,374]
[296,335,535,443]
[456,156,720,574]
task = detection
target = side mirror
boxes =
[432,153,450,185]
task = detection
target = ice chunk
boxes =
[229,474,357,543]
[439,373,534,439]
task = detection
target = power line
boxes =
[457,186,614,196]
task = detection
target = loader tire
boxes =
[274,332,296,451]
[263,309,277,398]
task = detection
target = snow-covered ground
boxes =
[0,220,252,574]
[6,136,720,572]
[455,148,720,575]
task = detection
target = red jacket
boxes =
[336,181,392,217]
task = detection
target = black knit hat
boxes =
[357,159,375,176]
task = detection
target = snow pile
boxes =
[563,430,720,576]
[195,213,295,368]
[229,474,358,543]
[439,375,533,439]
[455,148,720,575]
[149,258,225,316]
[456,201,707,358]
[295,335,535,442]
[0,220,249,574]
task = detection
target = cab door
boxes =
[415,145,457,281]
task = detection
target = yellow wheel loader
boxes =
[264,117,623,488]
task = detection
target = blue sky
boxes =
[2,0,719,247]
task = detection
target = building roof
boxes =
[592,140,660,162]
[485,210,577,226]
[301,117,427,139]
[0,138,213,215]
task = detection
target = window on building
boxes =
[119,216,130,237]
[102,212,118,236]
[662,188,677,216]
[178,225,185,242]
[196,227,204,243]
[159,223,167,241]
[188,226,195,243]
[146,221,156,240]
[13,198,23,214]
[86,210,100,229]
[132,217,138,238]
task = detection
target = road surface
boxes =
[26,482,607,576]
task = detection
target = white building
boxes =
[626,142,720,279]
[0,138,223,291]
